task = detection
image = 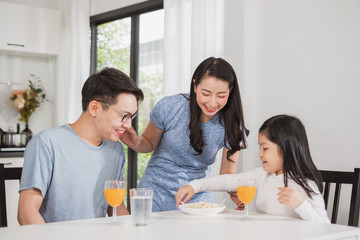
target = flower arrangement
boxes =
[10,74,47,125]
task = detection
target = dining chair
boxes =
[319,168,360,227]
[0,163,22,227]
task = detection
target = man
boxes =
[18,68,144,224]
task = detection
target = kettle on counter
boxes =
[0,124,27,148]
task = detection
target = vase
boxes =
[22,122,33,146]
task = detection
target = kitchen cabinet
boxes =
[0,157,23,227]
[0,2,60,56]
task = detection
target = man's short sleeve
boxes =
[20,133,54,198]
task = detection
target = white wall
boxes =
[0,0,57,9]
[242,0,360,170]
[228,0,360,224]
[90,0,148,16]
[0,53,56,135]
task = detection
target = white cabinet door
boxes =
[4,180,20,227]
[0,157,24,227]
[0,2,60,55]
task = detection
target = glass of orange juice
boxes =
[237,179,256,219]
[104,180,126,225]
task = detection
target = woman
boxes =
[121,57,248,211]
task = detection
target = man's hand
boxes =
[229,192,245,210]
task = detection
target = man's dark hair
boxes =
[81,67,144,111]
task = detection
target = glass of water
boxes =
[130,188,154,226]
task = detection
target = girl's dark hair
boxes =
[259,114,323,198]
[188,57,249,160]
[81,67,144,111]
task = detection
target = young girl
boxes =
[175,115,330,223]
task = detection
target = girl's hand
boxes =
[278,187,305,209]
[175,185,195,207]
[229,192,245,210]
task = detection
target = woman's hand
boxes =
[229,192,245,210]
[278,187,305,209]
[120,121,164,153]
[175,185,195,207]
[119,126,140,149]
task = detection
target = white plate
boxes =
[179,203,226,216]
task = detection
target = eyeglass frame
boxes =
[95,99,137,123]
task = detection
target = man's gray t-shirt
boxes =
[20,124,125,223]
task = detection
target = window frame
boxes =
[89,0,164,205]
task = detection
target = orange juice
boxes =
[237,186,257,204]
[104,188,126,207]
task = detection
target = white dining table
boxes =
[0,209,359,240]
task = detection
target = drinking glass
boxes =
[104,180,126,225]
[130,188,154,226]
[237,179,257,219]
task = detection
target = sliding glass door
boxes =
[90,0,164,206]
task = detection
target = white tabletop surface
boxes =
[1,209,359,240]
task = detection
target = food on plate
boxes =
[179,201,226,215]
[185,201,220,209]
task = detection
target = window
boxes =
[96,18,131,75]
[90,0,164,206]
[137,10,164,186]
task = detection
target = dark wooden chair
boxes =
[0,163,22,227]
[319,168,360,226]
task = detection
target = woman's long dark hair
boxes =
[259,115,323,198]
[188,57,249,160]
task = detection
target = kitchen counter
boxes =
[0,150,24,158]
[0,157,23,168]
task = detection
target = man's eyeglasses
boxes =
[95,99,137,123]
